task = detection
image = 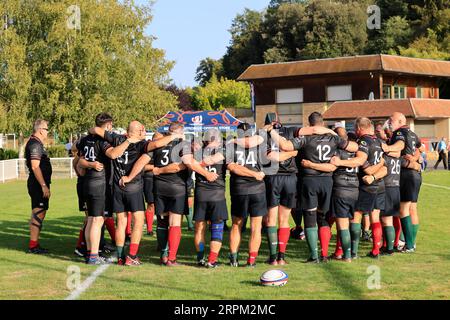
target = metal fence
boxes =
[0,158,76,183]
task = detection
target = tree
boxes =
[222,9,265,79]
[0,0,177,145]
[366,16,412,54]
[399,29,450,60]
[191,76,250,110]
[298,0,368,59]
[165,84,193,111]
[195,58,223,86]
[262,2,308,63]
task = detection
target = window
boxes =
[393,86,406,99]
[276,88,303,104]
[430,87,435,98]
[327,85,352,101]
[277,103,303,115]
[416,86,422,98]
[383,85,391,99]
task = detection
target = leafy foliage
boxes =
[191,76,250,110]
[199,0,450,80]
[0,0,177,140]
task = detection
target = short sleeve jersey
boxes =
[152,138,192,197]
[104,131,149,192]
[384,154,401,187]
[333,149,359,189]
[227,144,265,196]
[390,126,421,173]
[195,143,227,201]
[357,135,384,193]
[266,126,298,176]
[77,134,111,182]
[291,134,349,177]
[25,135,52,185]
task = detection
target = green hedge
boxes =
[0,148,19,160]
[47,145,68,158]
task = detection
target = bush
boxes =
[47,145,68,158]
[0,148,19,160]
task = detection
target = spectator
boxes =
[433,137,448,170]
[65,140,73,157]
[420,144,427,171]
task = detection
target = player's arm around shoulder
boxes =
[182,153,218,182]
[227,162,264,181]
[120,153,151,187]
[146,132,183,152]
[301,159,337,172]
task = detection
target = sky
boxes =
[139,0,269,88]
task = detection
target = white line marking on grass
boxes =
[423,183,450,191]
[65,264,110,300]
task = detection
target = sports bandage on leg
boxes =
[210,221,224,243]
[303,209,317,228]
[30,209,46,231]
[316,211,329,228]
[156,215,169,256]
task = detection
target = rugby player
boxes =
[77,113,138,264]
[268,112,358,263]
[227,122,266,267]
[143,155,155,236]
[331,117,385,259]
[121,122,218,266]
[383,112,422,252]
[90,121,181,265]
[25,119,52,254]
[72,139,88,257]
[327,128,359,262]
[192,129,228,268]
[263,114,299,265]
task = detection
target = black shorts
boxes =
[155,194,187,215]
[300,176,333,213]
[375,191,385,211]
[231,193,267,218]
[265,174,297,209]
[382,187,400,217]
[194,200,228,222]
[27,179,49,211]
[77,178,86,212]
[112,184,145,213]
[104,184,113,218]
[400,169,422,202]
[330,188,358,219]
[143,177,154,204]
[84,180,106,217]
[356,189,379,214]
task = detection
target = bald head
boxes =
[389,112,406,131]
[127,121,144,138]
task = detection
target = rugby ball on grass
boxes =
[260,269,288,287]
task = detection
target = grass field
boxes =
[1,171,449,300]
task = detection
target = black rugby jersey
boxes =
[357,135,384,193]
[25,135,52,184]
[333,149,359,189]
[152,138,191,197]
[390,126,421,157]
[77,134,111,182]
[384,154,401,187]
[195,143,227,201]
[266,126,298,176]
[291,134,348,177]
[228,144,265,196]
[104,131,149,192]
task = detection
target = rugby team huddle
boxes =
[25,110,423,267]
